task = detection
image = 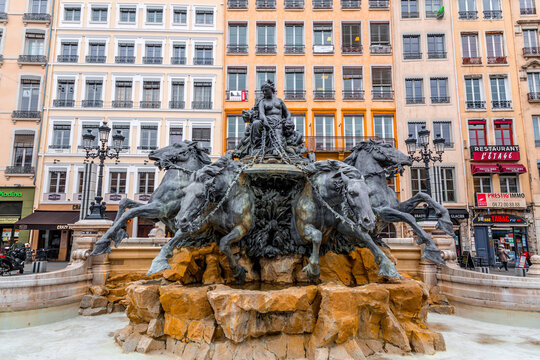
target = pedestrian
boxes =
[498,245,509,271]
[522,249,532,267]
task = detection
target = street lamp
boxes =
[83,122,125,219]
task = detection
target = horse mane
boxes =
[187,141,212,166]
[191,156,238,185]
[343,140,387,166]
[310,160,362,180]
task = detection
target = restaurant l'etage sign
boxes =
[470,145,520,161]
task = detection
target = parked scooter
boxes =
[0,246,26,275]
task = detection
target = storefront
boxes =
[0,187,35,248]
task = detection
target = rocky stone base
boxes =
[428,286,455,315]
[113,279,445,359]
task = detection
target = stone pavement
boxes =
[14,261,69,276]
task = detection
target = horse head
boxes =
[347,140,412,172]
[148,141,211,171]
[333,171,376,232]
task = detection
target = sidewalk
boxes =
[479,266,530,277]
[9,261,70,276]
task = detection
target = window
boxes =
[314,115,335,150]
[60,42,78,61]
[88,42,106,62]
[112,124,130,148]
[490,76,510,109]
[77,170,84,193]
[109,172,127,194]
[228,67,247,92]
[256,67,276,91]
[82,123,99,148]
[56,80,75,106]
[285,67,304,99]
[173,8,187,25]
[465,77,484,109]
[468,120,486,146]
[195,9,214,25]
[430,78,449,103]
[292,114,305,136]
[227,115,246,149]
[64,7,81,21]
[520,0,537,15]
[371,67,393,99]
[461,33,479,62]
[342,23,361,53]
[138,172,155,194]
[433,121,452,146]
[401,0,418,18]
[114,81,133,106]
[407,122,426,142]
[527,72,540,99]
[313,23,333,48]
[427,34,445,58]
[343,67,363,99]
[314,67,334,99]
[19,79,40,111]
[494,120,513,145]
[533,116,540,146]
[0,0,6,12]
[117,43,135,63]
[438,167,456,202]
[344,114,364,149]
[257,23,276,53]
[85,80,103,104]
[146,8,163,23]
[474,176,492,193]
[425,0,442,17]
[483,0,502,19]
[145,44,162,63]
[458,0,477,16]
[193,44,213,65]
[192,127,211,152]
[374,115,394,139]
[142,81,160,107]
[51,124,71,149]
[91,7,108,22]
[370,22,390,46]
[405,79,424,104]
[31,0,48,13]
[500,176,519,193]
[140,125,158,150]
[170,81,185,108]
[411,168,427,195]
[119,7,136,23]
[12,133,34,168]
[49,171,66,193]
[193,81,213,109]
[25,32,45,55]
[403,35,421,59]
[229,23,247,52]
[523,29,539,54]
[172,44,186,64]
[169,126,183,144]
[285,23,304,53]
[486,33,505,63]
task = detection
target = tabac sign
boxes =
[470,145,520,161]
[476,193,526,209]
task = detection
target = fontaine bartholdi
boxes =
[91,81,453,358]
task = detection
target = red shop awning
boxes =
[499,164,527,173]
[471,164,500,174]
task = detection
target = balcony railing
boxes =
[528,92,540,101]
[284,90,306,100]
[341,0,360,9]
[112,100,133,108]
[370,44,392,54]
[313,0,333,9]
[458,11,478,19]
[372,89,394,100]
[57,55,78,63]
[520,7,536,15]
[115,56,135,64]
[227,45,248,54]
[462,57,482,65]
[23,13,51,23]
[285,0,305,8]
[426,10,443,18]
[5,166,35,175]
[192,101,213,109]
[11,111,41,120]
[256,0,276,9]
[492,100,512,109]
[369,0,389,9]
[193,57,214,65]
[82,100,104,108]
[342,45,362,54]
[313,44,334,54]
[143,56,163,64]
[313,90,335,100]
[256,45,277,54]
[228,0,248,9]
[86,55,106,63]
[171,57,187,65]
[523,47,540,56]
[466,100,486,109]
[53,99,75,107]
[284,45,305,54]
[483,10,502,19]
[402,11,419,18]
[431,96,450,104]
[343,90,365,100]
[427,51,446,59]
[140,101,161,109]
[304,136,395,152]
[18,55,47,65]
[406,97,425,104]
[169,100,186,109]
[403,51,422,60]
[487,56,507,64]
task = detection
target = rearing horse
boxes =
[344,140,453,265]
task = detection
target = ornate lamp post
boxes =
[82,122,125,219]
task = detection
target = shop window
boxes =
[494,120,513,145]
[499,176,519,193]
[468,120,486,146]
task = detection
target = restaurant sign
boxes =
[476,193,526,209]
[470,145,520,161]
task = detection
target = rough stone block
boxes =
[329,345,354,360]
[147,315,165,338]
[342,339,366,360]
[113,303,126,313]
[80,295,92,309]
[126,282,162,323]
[81,307,107,316]
[114,324,133,343]
[136,335,165,353]
[286,335,306,359]
[90,295,109,309]
[90,285,109,296]
[260,255,302,284]
[122,333,141,353]
[212,342,234,360]
[319,252,353,286]
[133,323,148,334]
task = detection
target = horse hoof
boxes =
[302,264,321,283]
[421,248,445,266]
[147,260,171,276]
[113,229,130,247]
[378,261,401,279]
[90,240,111,256]
[234,266,248,283]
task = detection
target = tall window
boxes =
[430,77,449,103]
[192,127,211,152]
[146,8,163,23]
[112,124,130,149]
[117,43,135,63]
[172,44,186,64]
[194,44,213,65]
[25,32,45,55]
[0,0,6,12]
[85,80,103,103]
[173,8,187,25]
[494,119,513,145]
[140,125,158,150]
[145,44,162,62]
[342,22,361,53]
[407,122,426,142]
[82,123,99,147]
[138,172,155,194]
[411,168,427,195]
[115,81,132,105]
[91,6,108,22]
[313,23,333,46]
[285,67,304,99]
[170,81,185,108]
[31,0,48,13]
[256,23,276,51]
[195,9,214,25]
[433,121,452,146]
[401,0,418,18]
[142,81,160,106]
[344,114,364,149]
[465,77,484,109]
[371,67,392,99]
[523,29,539,53]
[109,172,127,194]
[520,0,537,15]
[527,72,540,98]
[374,115,394,139]
[88,42,106,61]
[285,23,304,53]
[314,67,334,99]
[483,0,502,19]
[169,126,183,144]
[427,34,445,58]
[51,124,71,149]
[403,35,421,59]
[500,176,519,193]
[468,120,486,146]
[343,67,363,99]
[485,33,505,62]
[370,22,390,46]
[292,114,305,135]
[474,176,492,193]
[425,0,442,17]
[119,7,136,23]
[12,133,34,168]
[227,115,246,149]
[405,78,424,104]
[193,81,213,108]
[64,6,81,21]
[49,171,67,193]
[227,67,247,93]
[56,80,75,105]
[458,0,476,12]
[256,67,276,90]
[438,167,456,202]
[19,79,40,111]
[461,33,479,60]
[533,116,540,146]
[314,115,335,150]
[490,76,510,109]
[229,23,247,47]
[61,42,78,61]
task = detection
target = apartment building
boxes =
[450,0,536,264]
[0,0,52,247]
[26,0,224,260]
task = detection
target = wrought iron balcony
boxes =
[528,92,540,102]
[255,45,277,54]
[169,100,186,109]
[492,100,512,109]
[427,51,446,59]
[115,56,135,64]
[193,57,214,65]
[487,56,507,64]
[284,90,306,100]
[465,100,486,110]
[284,0,305,9]
[368,0,389,9]
[143,57,163,64]
[140,101,161,109]
[370,44,392,54]
[304,136,395,152]
[256,0,276,9]
[343,90,365,100]
[372,89,394,100]
[462,57,482,65]
[23,13,51,23]
[431,96,450,104]
[228,0,248,9]
[5,166,35,175]
[57,55,78,63]
[523,47,539,56]
[112,100,133,108]
[192,101,213,109]
[227,45,248,54]
[82,100,103,108]
[11,111,41,120]
[426,10,444,18]
[18,55,47,65]
[403,51,422,60]
[458,11,478,19]
[171,57,187,65]
[483,10,502,19]
[284,45,305,54]
[313,0,333,9]
[86,55,106,63]
[342,45,362,54]
[0,12,7,22]
[521,7,537,15]
[406,97,425,104]
[341,0,360,9]
[53,99,75,107]
[402,11,419,18]
[313,90,335,100]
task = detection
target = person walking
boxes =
[498,245,509,271]
[522,249,532,267]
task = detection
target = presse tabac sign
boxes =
[476,193,526,209]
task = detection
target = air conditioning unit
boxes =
[229,90,246,101]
